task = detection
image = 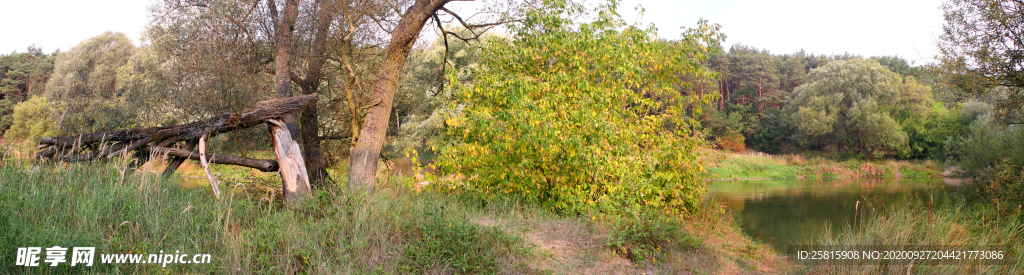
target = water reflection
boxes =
[709,178,969,255]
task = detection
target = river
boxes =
[709,178,970,255]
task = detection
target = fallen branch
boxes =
[140,146,279,172]
[197,134,222,199]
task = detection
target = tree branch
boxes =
[142,145,280,172]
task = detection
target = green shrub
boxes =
[435,0,719,216]
[604,208,701,263]
[398,204,526,274]
[3,96,59,140]
[978,160,1024,221]
[0,99,13,135]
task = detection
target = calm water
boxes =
[709,178,970,255]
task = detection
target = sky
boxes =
[0,0,947,64]
[0,0,152,54]
[618,0,947,64]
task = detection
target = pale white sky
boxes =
[621,0,946,64]
[0,0,152,54]
[0,0,946,64]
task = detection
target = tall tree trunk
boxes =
[270,0,303,147]
[295,0,335,189]
[718,79,724,110]
[348,0,451,191]
[270,0,311,199]
[299,98,328,187]
[725,76,731,102]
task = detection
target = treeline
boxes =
[0,46,56,135]
[695,44,982,160]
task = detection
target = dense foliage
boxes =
[45,32,136,133]
[435,1,720,215]
[696,46,966,160]
[940,0,1024,123]
[787,59,933,157]
[0,47,55,135]
[3,96,60,140]
[939,0,1024,222]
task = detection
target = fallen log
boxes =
[140,145,279,172]
[35,94,316,203]
[161,139,199,178]
[37,94,317,155]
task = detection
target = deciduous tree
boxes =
[45,32,136,134]
[435,0,722,213]
[788,59,916,156]
[347,0,494,190]
[940,0,1024,122]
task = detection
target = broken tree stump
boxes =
[266,118,311,203]
[36,94,317,204]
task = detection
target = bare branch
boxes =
[439,7,521,30]
[142,145,280,172]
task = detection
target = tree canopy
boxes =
[436,0,721,214]
[3,96,59,140]
[787,58,932,156]
[45,31,136,134]
[940,0,1024,122]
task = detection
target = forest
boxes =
[1,0,1022,273]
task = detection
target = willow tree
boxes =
[45,32,136,134]
[940,0,1024,123]
[788,59,931,155]
[346,0,514,190]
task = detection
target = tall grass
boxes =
[0,144,797,274]
[0,159,533,274]
[800,202,1023,274]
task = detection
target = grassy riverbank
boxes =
[703,150,1024,274]
[706,151,944,180]
[800,204,1024,274]
[0,157,790,274]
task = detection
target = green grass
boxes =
[0,159,535,274]
[706,151,945,180]
[706,153,802,179]
[0,152,793,274]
